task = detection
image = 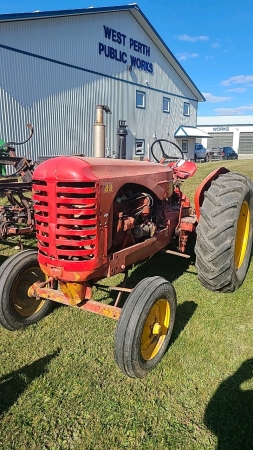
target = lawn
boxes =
[1,160,253,450]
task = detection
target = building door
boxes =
[207,132,233,149]
[239,132,253,155]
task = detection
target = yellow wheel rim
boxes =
[141,298,171,360]
[12,266,46,317]
[235,201,250,270]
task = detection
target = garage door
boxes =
[207,133,233,149]
[239,132,253,154]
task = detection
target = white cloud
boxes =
[225,87,247,93]
[176,34,209,42]
[211,43,220,48]
[177,54,187,61]
[176,52,199,61]
[205,55,214,60]
[214,105,253,115]
[202,92,232,103]
[221,75,253,86]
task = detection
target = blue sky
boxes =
[1,0,253,117]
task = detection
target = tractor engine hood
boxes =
[33,156,174,201]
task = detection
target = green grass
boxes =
[1,160,253,449]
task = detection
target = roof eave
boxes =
[0,4,138,22]
[174,126,210,138]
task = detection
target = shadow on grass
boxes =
[0,254,9,265]
[114,251,198,352]
[170,300,197,346]
[125,243,196,289]
[0,236,37,265]
[204,358,253,450]
[97,239,197,306]
[0,349,60,416]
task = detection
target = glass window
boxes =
[135,139,145,156]
[183,102,190,116]
[163,97,170,113]
[182,140,188,153]
[136,91,146,109]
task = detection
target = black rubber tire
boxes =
[0,250,53,331]
[195,172,253,292]
[114,276,177,378]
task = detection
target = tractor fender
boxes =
[194,167,230,220]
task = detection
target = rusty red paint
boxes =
[28,282,121,319]
[33,157,174,283]
[194,167,230,220]
[31,155,202,315]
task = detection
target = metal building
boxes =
[0,4,206,162]
[197,116,253,158]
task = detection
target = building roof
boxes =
[0,3,205,103]
[174,126,210,138]
[197,116,253,126]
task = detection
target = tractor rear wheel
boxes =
[114,276,177,378]
[0,250,53,331]
[195,172,253,292]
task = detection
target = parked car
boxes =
[207,146,238,161]
[222,146,238,160]
[194,143,207,162]
[206,146,223,161]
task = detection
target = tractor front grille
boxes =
[33,180,99,263]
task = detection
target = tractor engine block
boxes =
[111,187,157,249]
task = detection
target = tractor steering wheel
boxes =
[150,139,184,163]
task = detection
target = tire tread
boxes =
[195,173,253,292]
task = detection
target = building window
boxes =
[135,139,145,156]
[183,102,190,116]
[182,140,188,153]
[136,91,146,109]
[163,97,170,113]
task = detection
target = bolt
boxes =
[152,323,161,335]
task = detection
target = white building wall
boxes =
[198,116,253,156]
[200,125,253,153]
[233,129,240,153]
[0,11,199,161]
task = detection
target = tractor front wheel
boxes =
[0,250,53,331]
[114,276,177,378]
[195,172,253,292]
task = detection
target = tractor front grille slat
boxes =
[56,227,96,236]
[34,179,99,263]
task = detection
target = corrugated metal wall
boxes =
[0,11,198,162]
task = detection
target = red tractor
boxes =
[0,137,252,378]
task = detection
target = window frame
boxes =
[183,102,190,116]
[136,90,146,109]
[163,97,170,114]
[182,140,188,153]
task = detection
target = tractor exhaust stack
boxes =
[93,105,111,158]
